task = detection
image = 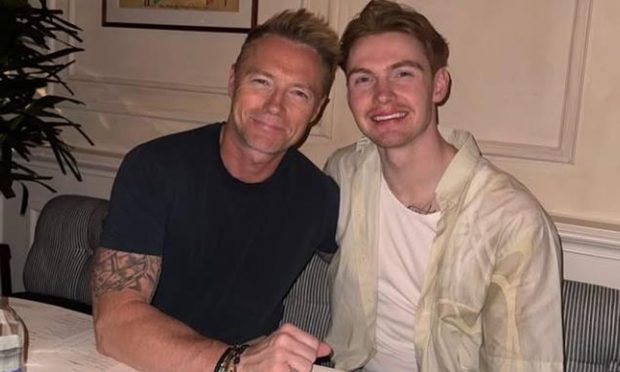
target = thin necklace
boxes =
[407,199,438,215]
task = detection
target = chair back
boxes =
[563,280,620,371]
[281,254,331,339]
[23,194,108,306]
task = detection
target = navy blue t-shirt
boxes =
[101,122,338,344]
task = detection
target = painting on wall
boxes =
[102,0,258,33]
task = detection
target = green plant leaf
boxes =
[0,0,90,208]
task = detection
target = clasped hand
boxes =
[235,323,331,372]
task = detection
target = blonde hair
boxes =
[235,9,340,97]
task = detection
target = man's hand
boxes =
[237,323,331,372]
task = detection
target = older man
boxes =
[92,9,340,372]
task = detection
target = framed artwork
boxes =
[102,0,258,33]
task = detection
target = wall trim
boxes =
[556,219,620,289]
[31,148,121,176]
[59,74,231,125]
[479,0,592,164]
[69,74,229,95]
[558,221,620,257]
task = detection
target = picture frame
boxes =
[102,0,258,33]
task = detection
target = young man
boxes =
[325,1,564,371]
[91,9,340,372]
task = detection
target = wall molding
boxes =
[60,74,232,124]
[556,218,620,289]
[558,220,620,257]
[70,74,229,95]
[30,146,122,176]
[478,0,592,163]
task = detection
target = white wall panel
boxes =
[3,0,620,291]
[406,0,591,162]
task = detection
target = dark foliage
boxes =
[0,0,93,212]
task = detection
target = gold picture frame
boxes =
[102,0,258,33]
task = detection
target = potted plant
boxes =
[0,0,92,213]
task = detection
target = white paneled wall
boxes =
[3,0,620,291]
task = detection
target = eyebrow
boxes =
[245,68,273,79]
[346,67,372,78]
[347,59,426,77]
[245,68,317,98]
[392,60,425,72]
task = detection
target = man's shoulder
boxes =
[330,139,374,164]
[135,123,219,153]
[462,160,560,258]
[286,149,338,191]
[124,123,220,164]
[325,139,376,178]
[469,158,549,221]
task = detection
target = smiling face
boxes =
[345,31,449,150]
[226,34,326,158]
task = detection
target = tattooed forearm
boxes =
[92,247,161,300]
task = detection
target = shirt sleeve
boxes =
[100,145,170,256]
[481,210,564,371]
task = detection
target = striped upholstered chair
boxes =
[282,254,331,339]
[5,194,108,313]
[563,280,620,372]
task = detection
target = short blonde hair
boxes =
[235,9,340,97]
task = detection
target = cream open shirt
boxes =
[324,128,564,372]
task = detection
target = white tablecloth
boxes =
[10,297,136,371]
[9,297,341,372]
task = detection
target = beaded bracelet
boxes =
[214,344,249,372]
[228,344,249,372]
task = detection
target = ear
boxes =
[432,67,450,104]
[227,64,236,98]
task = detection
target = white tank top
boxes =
[364,177,439,372]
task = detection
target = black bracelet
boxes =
[230,344,249,371]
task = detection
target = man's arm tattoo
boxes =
[92,248,161,299]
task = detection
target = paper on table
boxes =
[312,365,346,372]
[9,298,137,371]
[10,298,343,372]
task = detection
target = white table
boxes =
[9,298,341,372]
[10,297,136,371]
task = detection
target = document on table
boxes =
[10,297,345,372]
[10,298,137,371]
[312,365,345,372]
